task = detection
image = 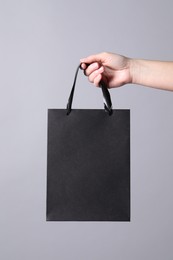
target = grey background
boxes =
[0,0,173,259]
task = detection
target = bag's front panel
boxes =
[47,109,130,221]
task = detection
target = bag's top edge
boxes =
[47,108,130,111]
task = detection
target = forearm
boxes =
[130,59,173,91]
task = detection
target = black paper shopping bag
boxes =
[47,65,130,221]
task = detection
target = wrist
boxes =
[129,58,141,85]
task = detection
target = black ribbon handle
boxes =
[66,64,113,115]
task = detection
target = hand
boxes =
[80,52,132,88]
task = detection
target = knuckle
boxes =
[101,51,108,57]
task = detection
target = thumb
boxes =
[80,53,104,65]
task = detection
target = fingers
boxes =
[80,63,104,86]
[88,66,104,84]
[93,73,102,87]
[80,62,100,74]
[80,54,105,87]
[83,62,100,76]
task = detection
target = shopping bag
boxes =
[47,65,130,221]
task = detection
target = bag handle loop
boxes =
[66,64,113,115]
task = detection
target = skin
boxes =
[80,52,173,91]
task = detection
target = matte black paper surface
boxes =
[47,109,130,221]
